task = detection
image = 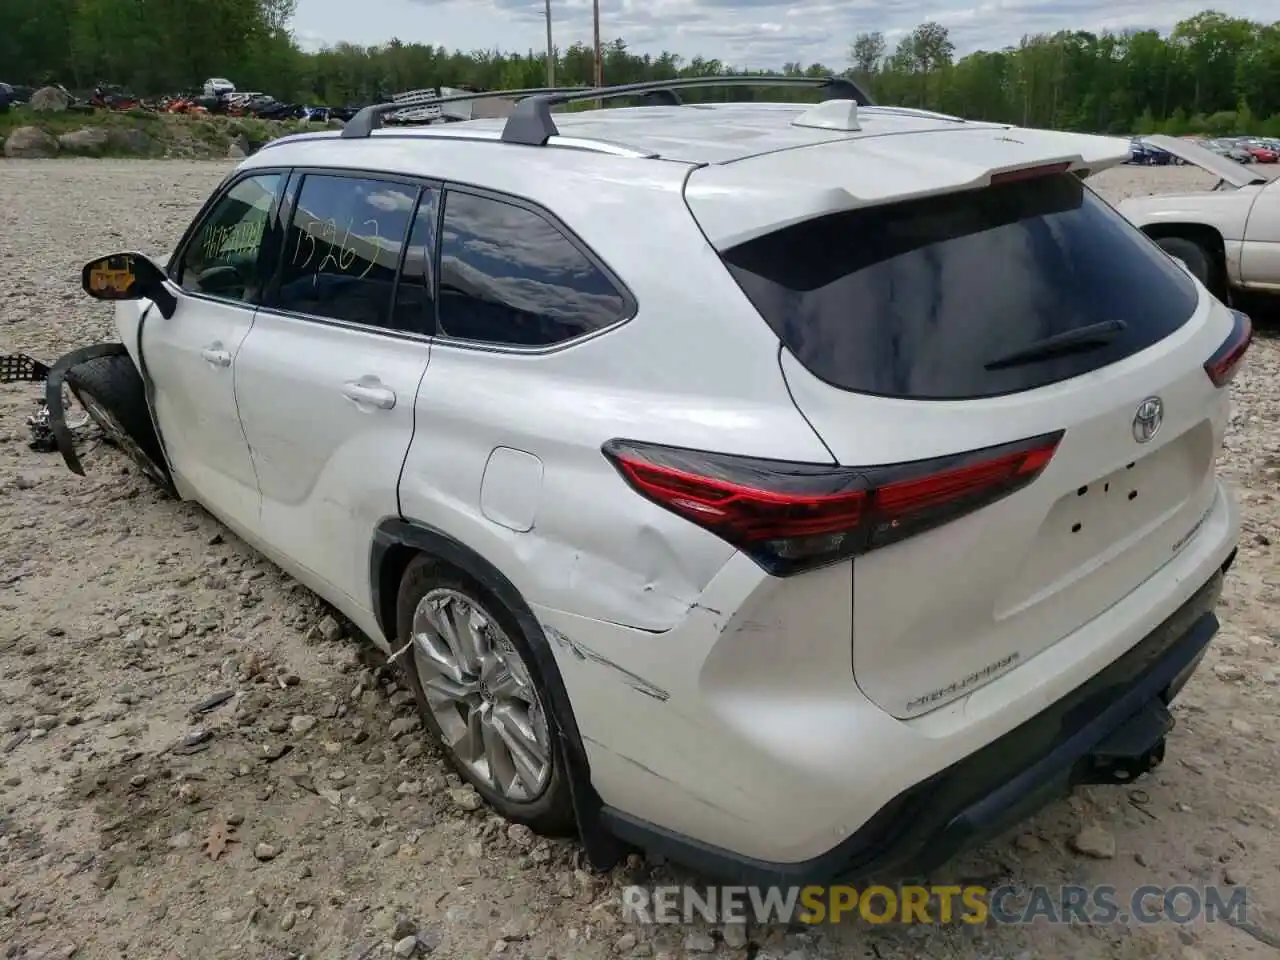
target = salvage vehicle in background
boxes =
[8,79,1247,885]
[1120,135,1280,303]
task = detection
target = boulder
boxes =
[28,86,70,113]
[57,127,111,155]
[3,126,59,158]
[227,134,250,159]
[106,127,154,155]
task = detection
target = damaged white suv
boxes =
[35,78,1247,884]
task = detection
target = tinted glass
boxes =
[438,192,627,346]
[180,173,281,302]
[722,173,1201,400]
[389,187,439,336]
[273,175,418,328]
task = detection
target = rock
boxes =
[394,936,419,958]
[396,780,423,796]
[449,788,483,812]
[683,932,716,953]
[105,127,154,156]
[507,823,534,848]
[3,127,58,159]
[29,86,70,112]
[354,803,384,827]
[318,615,344,642]
[722,922,748,948]
[392,917,417,939]
[1070,824,1116,859]
[1214,662,1246,682]
[253,842,280,861]
[57,128,110,155]
[167,830,196,849]
[615,933,638,953]
[290,714,317,735]
[389,716,421,737]
[167,620,189,640]
[280,910,297,931]
[228,134,251,159]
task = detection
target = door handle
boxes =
[342,380,396,410]
[200,344,232,368]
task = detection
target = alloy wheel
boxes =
[410,588,553,801]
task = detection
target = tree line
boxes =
[5,1,1280,136]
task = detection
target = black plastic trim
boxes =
[598,570,1224,885]
[369,517,625,869]
[44,343,132,476]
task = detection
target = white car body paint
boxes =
[98,99,1240,867]
[1120,135,1280,291]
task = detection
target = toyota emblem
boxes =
[1132,397,1163,444]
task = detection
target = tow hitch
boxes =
[1079,699,1174,785]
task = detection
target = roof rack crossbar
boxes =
[500,75,874,147]
[341,86,591,139]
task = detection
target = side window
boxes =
[389,187,440,336]
[180,173,282,302]
[437,191,628,346]
[271,175,419,328]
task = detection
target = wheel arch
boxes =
[1140,222,1230,297]
[369,516,626,869]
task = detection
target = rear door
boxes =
[232,170,438,614]
[710,167,1237,718]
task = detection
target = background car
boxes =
[1120,135,1280,301]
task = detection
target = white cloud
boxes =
[293,0,1278,69]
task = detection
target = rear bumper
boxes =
[599,556,1231,886]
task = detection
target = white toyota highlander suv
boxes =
[41,77,1248,884]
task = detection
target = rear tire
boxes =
[1155,236,1214,289]
[394,555,576,835]
[66,354,174,494]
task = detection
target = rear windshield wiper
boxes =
[984,319,1127,371]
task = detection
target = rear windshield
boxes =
[721,173,1200,400]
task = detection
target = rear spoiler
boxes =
[685,129,1131,251]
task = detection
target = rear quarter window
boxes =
[721,173,1201,400]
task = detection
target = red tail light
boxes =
[602,433,1063,576]
[1204,309,1252,387]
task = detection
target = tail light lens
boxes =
[602,433,1063,576]
[1204,309,1252,387]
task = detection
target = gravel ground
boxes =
[2,161,1280,960]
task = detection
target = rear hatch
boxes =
[686,134,1241,718]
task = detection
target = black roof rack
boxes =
[501,75,875,146]
[341,86,592,139]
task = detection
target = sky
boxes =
[292,0,1276,70]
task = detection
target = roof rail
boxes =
[341,86,592,139]
[500,75,874,147]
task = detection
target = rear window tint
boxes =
[721,173,1201,400]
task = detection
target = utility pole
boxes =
[592,0,602,86]
[544,0,554,87]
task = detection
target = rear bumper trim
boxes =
[599,570,1224,885]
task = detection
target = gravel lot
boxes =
[2,161,1280,960]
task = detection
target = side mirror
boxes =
[81,252,176,319]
